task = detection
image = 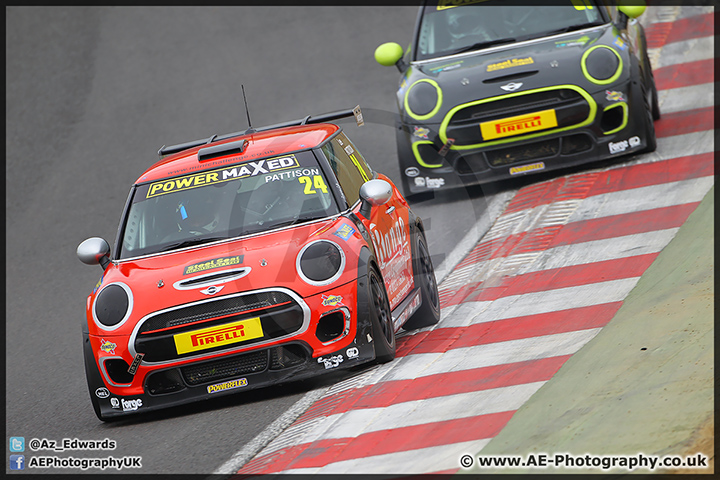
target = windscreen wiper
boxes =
[545,23,602,36]
[160,236,227,252]
[449,37,516,55]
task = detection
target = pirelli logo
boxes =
[146,155,299,198]
[481,109,558,140]
[174,317,263,354]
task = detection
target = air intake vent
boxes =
[173,268,251,290]
[197,139,249,162]
[483,70,539,84]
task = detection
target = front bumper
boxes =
[84,278,378,420]
[399,82,649,194]
[84,327,375,420]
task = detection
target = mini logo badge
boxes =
[200,285,225,295]
[95,387,110,399]
[500,82,523,92]
[346,347,359,358]
[110,398,120,409]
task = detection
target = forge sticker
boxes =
[184,255,243,275]
[147,155,300,198]
[487,57,534,72]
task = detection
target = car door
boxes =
[320,132,414,310]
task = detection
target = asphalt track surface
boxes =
[5,4,714,476]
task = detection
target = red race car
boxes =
[77,107,440,421]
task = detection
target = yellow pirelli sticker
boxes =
[510,162,545,175]
[174,317,263,355]
[481,109,558,140]
[147,155,300,198]
[487,57,535,72]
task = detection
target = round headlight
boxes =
[582,45,622,84]
[404,79,442,120]
[297,240,345,286]
[93,282,132,330]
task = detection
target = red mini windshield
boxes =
[119,150,339,259]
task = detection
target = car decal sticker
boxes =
[174,317,264,355]
[487,57,534,73]
[99,339,117,355]
[264,167,320,183]
[207,378,248,394]
[298,175,329,194]
[321,294,344,307]
[184,256,243,275]
[481,109,558,141]
[333,224,355,241]
[510,162,545,175]
[147,154,300,198]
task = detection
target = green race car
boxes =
[375,0,660,197]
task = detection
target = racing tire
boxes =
[369,266,396,363]
[641,35,661,121]
[402,229,440,331]
[641,81,657,154]
[650,75,661,121]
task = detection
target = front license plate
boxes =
[174,317,263,354]
[481,109,558,140]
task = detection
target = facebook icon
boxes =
[10,454,25,470]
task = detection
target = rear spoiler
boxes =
[157,105,364,159]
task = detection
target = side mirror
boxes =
[358,179,393,219]
[616,1,645,29]
[617,1,646,19]
[77,237,111,270]
[375,42,406,72]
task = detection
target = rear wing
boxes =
[157,105,364,159]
